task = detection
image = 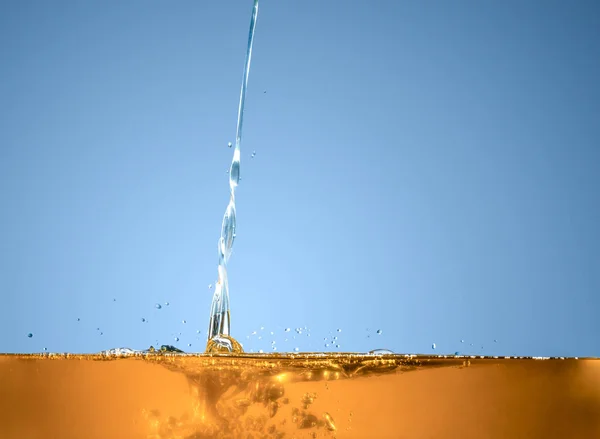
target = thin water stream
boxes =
[206,0,259,353]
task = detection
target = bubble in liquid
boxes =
[270,331,274,335]
[432,343,436,349]
[294,347,300,352]
[27,333,33,338]
[155,303,162,309]
[259,349,264,353]
[260,326,264,330]
[251,331,257,335]
[188,343,192,347]
[251,150,256,158]
[141,318,146,323]
[174,337,179,342]
[494,339,498,343]
[285,328,290,332]
[43,347,47,351]
[272,346,277,351]
[376,329,382,335]
[208,284,213,289]
[368,349,394,355]
[227,142,232,148]
[336,344,340,348]
[197,330,201,334]
[100,332,103,336]
[325,343,330,348]
[182,320,186,324]
[461,339,465,343]
[337,328,342,332]
[77,318,80,322]
[165,302,169,306]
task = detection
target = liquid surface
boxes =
[1,353,598,439]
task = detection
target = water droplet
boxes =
[227,142,232,148]
[337,328,342,332]
[141,318,146,323]
[271,340,276,345]
[174,337,179,342]
[258,336,262,340]
[461,339,465,343]
[188,343,192,347]
[294,347,300,352]
[77,318,80,322]
[197,330,201,334]
[325,343,329,347]
[182,320,186,324]
[251,150,256,158]
[333,336,337,341]
[27,333,33,338]
[260,326,264,330]
[165,302,169,306]
[285,328,290,332]
[100,332,103,336]
[376,329,382,335]
[494,339,498,343]
[251,331,257,335]
[432,343,436,349]
[43,347,47,351]
[272,346,277,351]
[336,344,340,348]
[155,303,162,309]
[270,331,274,335]
[259,349,264,353]
[208,284,213,289]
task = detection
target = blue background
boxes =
[1,1,599,357]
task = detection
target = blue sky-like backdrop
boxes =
[1,0,599,357]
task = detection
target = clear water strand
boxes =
[207,0,259,353]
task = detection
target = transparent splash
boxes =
[207,0,259,353]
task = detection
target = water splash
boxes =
[207,0,259,353]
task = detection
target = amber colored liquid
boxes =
[0,353,599,439]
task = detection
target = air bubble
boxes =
[208,284,213,289]
[27,333,33,338]
[155,303,162,309]
[141,318,146,323]
[432,343,436,349]
[376,329,382,335]
[227,142,232,148]
[294,347,299,352]
[285,328,290,332]
[182,320,186,324]
[165,302,169,306]
[337,328,342,332]
[175,337,179,342]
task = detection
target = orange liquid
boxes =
[1,353,599,438]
